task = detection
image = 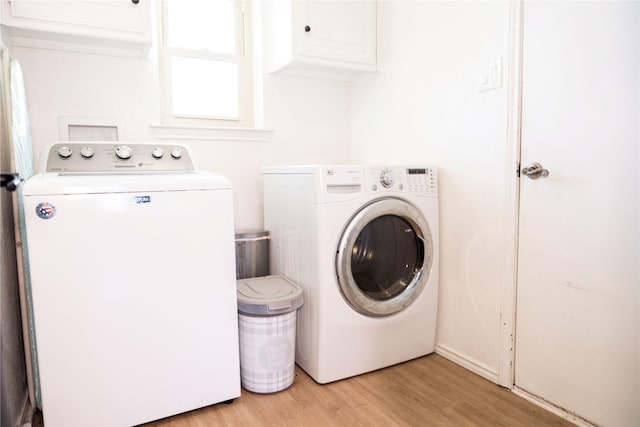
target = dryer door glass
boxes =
[351,215,422,300]
[336,198,434,317]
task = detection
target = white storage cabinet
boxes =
[265,0,377,79]
[0,0,151,57]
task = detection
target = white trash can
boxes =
[236,275,304,393]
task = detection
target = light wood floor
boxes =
[33,354,573,426]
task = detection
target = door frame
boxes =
[497,0,523,389]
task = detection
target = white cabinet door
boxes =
[296,1,376,69]
[515,2,639,426]
[266,0,376,79]
[1,0,151,57]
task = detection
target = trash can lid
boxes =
[235,229,270,240]
[237,275,303,315]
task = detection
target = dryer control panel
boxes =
[44,143,195,173]
[366,166,437,196]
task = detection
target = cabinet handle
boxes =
[132,0,140,4]
[304,25,311,32]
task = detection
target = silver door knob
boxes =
[521,162,549,179]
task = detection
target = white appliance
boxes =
[22,142,240,426]
[262,165,439,384]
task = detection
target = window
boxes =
[158,0,253,128]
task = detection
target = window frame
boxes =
[157,0,254,128]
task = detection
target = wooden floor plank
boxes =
[32,354,574,426]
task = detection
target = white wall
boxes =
[10,45,353,229]
[351,1,512,379]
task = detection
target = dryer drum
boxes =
[336,197,434,317]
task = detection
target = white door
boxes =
[515,2,639,426]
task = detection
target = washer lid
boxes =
[236,275,303,315]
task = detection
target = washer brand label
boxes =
[35,202,56,220]
[129,195,151,204]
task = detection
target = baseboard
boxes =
[434,345,597,426]
[434,344,500,384]
[511,387,595,427]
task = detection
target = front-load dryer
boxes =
[262,165,439,383]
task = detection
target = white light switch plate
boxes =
[478,57,503,92]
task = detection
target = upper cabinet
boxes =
[265,0,377,79]
[0,0,152,57]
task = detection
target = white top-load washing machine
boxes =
[262,165,439,384]
[22,142,240,426]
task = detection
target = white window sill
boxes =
[150,125,273,143]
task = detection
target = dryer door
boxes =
[336,197,433,317]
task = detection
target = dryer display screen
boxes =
[407,168,426,175]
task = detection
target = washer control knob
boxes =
[380,169,395,188]
[80,146,95,158]
[170,147,183,159]
[57,146,73,158]
[115,145,133,160]
[151,147,164,159]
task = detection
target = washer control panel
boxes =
[367,166,437,195]
[45,143,195,173]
